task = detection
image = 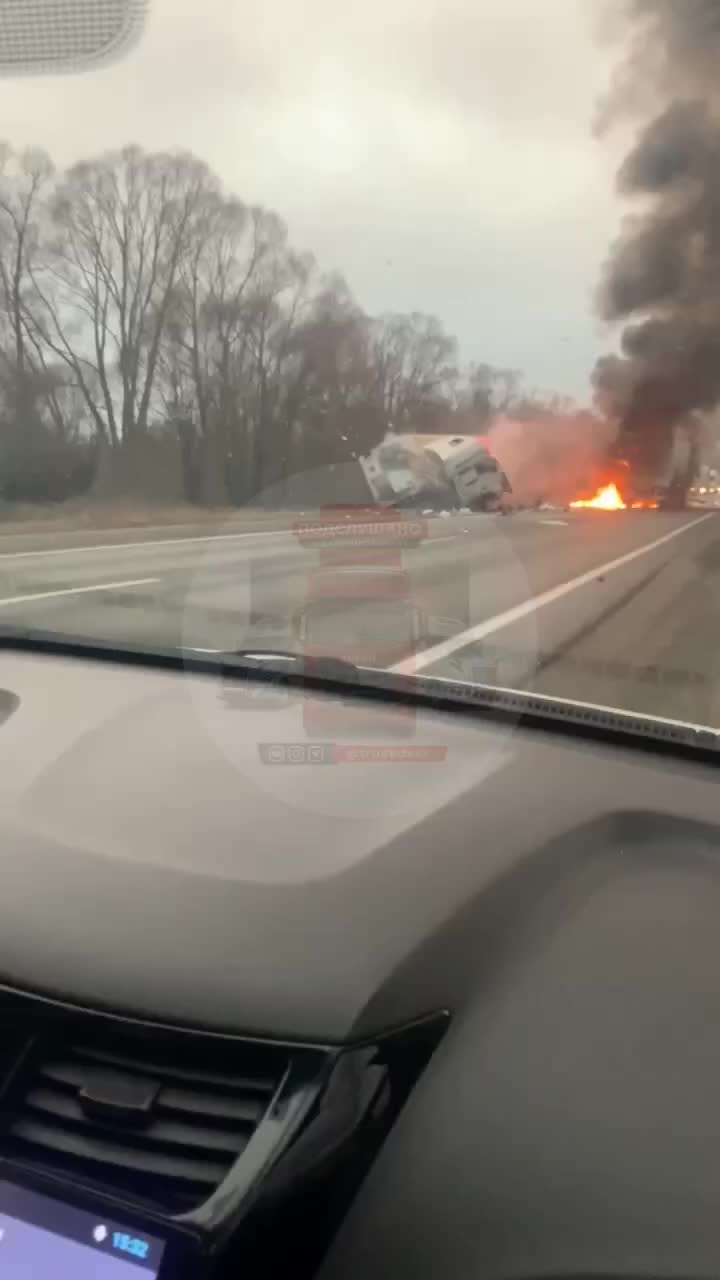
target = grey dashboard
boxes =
[0,650,719,1278]
[324,806,720,1279]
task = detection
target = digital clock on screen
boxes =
[113,1231,150,1260]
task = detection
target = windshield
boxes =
[301,597,418,663]
[0,0,718,735]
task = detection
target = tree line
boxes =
[0,142,566,507]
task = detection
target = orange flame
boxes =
[570,482,626,510]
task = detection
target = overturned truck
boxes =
[273,433,510,513]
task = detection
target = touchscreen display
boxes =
[0,1181,166,1278]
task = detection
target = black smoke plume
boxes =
[594,1,720,482]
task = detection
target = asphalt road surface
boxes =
[0,507,718,728]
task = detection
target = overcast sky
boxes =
[0,0,628,401]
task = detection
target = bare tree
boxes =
[163,197,302,503]
[0,136,577,509]
[462,363,521,424]
[27,146,216,492]
[0,146,60,436]
[368,312,459,434]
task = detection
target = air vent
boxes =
[0,1032,27,1095]
[5,1030,289,1213]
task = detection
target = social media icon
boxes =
[267,745,285,763]
[288,746,305,763]
[93,1226,108,1244]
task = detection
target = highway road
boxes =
[0,507,717,728]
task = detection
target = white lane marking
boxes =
[0,516,473,561]
[540,518,568,526]
[0,577,158,607]
[0,528,291,560]
[391,513,715,674]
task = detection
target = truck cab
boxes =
[422,436,511,510]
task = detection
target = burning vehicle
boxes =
[570,422,698,511]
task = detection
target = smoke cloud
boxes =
[594,0,720,477]
[489,412,616,505]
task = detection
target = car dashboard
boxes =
[0,649,718,1279]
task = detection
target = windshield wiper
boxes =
[0,626,366,687]
[221,650,720,756]
[0,625,718,761]
[225,649,360,681]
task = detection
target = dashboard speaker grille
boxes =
[5,1028,289,1212]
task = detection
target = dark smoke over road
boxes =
[594,1,720,478]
